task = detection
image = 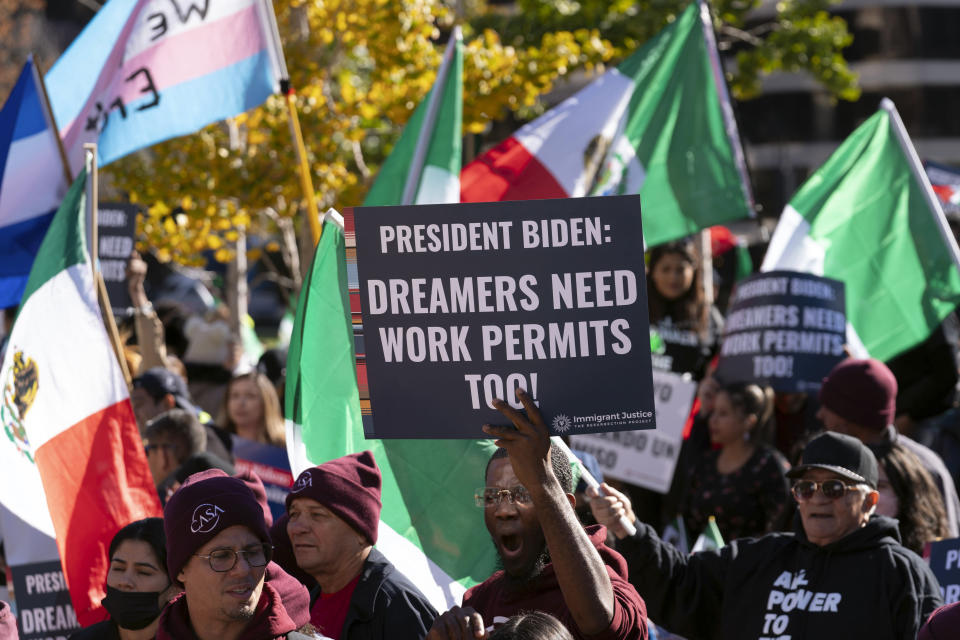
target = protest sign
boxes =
[353,195,655,439]
[715,271,845,393]
[97,202,139,317]
[232,435,294,523]
[10,561,80,639]
[570,369,696,493]
[929,537,960,604]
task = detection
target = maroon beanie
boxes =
[236,469,273,528]
[285,451,382,544]
[819,358,898,431]
[164,469,272,579]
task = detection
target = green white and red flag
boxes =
[460,0,753,247]
[0,164,161,625]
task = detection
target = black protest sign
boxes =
[97,202,139,317]
[715,271,845,393]
[929,537,960,604]
[10,561,81,639]
[353,195,655,439]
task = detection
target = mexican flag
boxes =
[460,0,752,247]
[285,210,497,610]
[363,27,463,206]
[691,515,725,553]
[0,166,161,625]
[761,100,960,361]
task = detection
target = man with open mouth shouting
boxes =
[427,388,647,640]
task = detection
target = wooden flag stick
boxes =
[83,144,132,388]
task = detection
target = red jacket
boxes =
[463,525,647,639]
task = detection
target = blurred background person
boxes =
[70,518,179,640]
[144,409,234,503]
[647,238,723,381]
[131,367,233,462]
[818,358,960,536]
[218,371,285,447]
[872,441,950,555]
[679,381,791,543]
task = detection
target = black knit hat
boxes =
[786,431,879,489]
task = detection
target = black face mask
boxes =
[102,585,166,630]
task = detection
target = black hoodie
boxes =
[618,515,941,640]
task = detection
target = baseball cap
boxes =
[133,367,197,414]
[786,431,879,489]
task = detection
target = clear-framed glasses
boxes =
[194,543,273,572]
[791,479,861,501]
[475,486,532,508]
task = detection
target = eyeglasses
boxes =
[791,479,862,501]
[194,543,273,572]
[475,486,532,508]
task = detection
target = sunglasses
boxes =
[475,486,532,508]
[791,479,862,501]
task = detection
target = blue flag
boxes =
[0,58,70,308]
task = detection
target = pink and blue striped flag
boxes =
[45,0,282,172]
[0,57,70,309]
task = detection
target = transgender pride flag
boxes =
[46,0,283,171]
[0,58,70,309]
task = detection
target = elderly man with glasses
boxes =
[158,469,325,639]
[590,431,942,640]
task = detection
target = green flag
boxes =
[286,29,494,606]
[364,28,463,206]
[691,516,725,553]
[762,99,960,361]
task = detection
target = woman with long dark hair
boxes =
[70,518,179,640]
[647,238,723,380]
[680,381,791,543]
[873,441,950,555]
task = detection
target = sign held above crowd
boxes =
[716,270,846,393]
[354,195,656,439]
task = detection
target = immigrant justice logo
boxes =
[1,351,39,464]
[552,414,572,434]
[191,504,225,533]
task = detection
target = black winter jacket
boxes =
[618,515,942,640]
[310,548,437,640]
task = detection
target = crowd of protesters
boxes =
[2,230,960,640]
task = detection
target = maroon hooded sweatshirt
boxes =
[463,525,647,639]
[156,582,297,640]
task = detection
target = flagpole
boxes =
[881,98,960,276]
[550,436,637,537]
[83,143,133,387]
[401,26,462,206]
[31,55,73,185]
[256,0,322,246]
